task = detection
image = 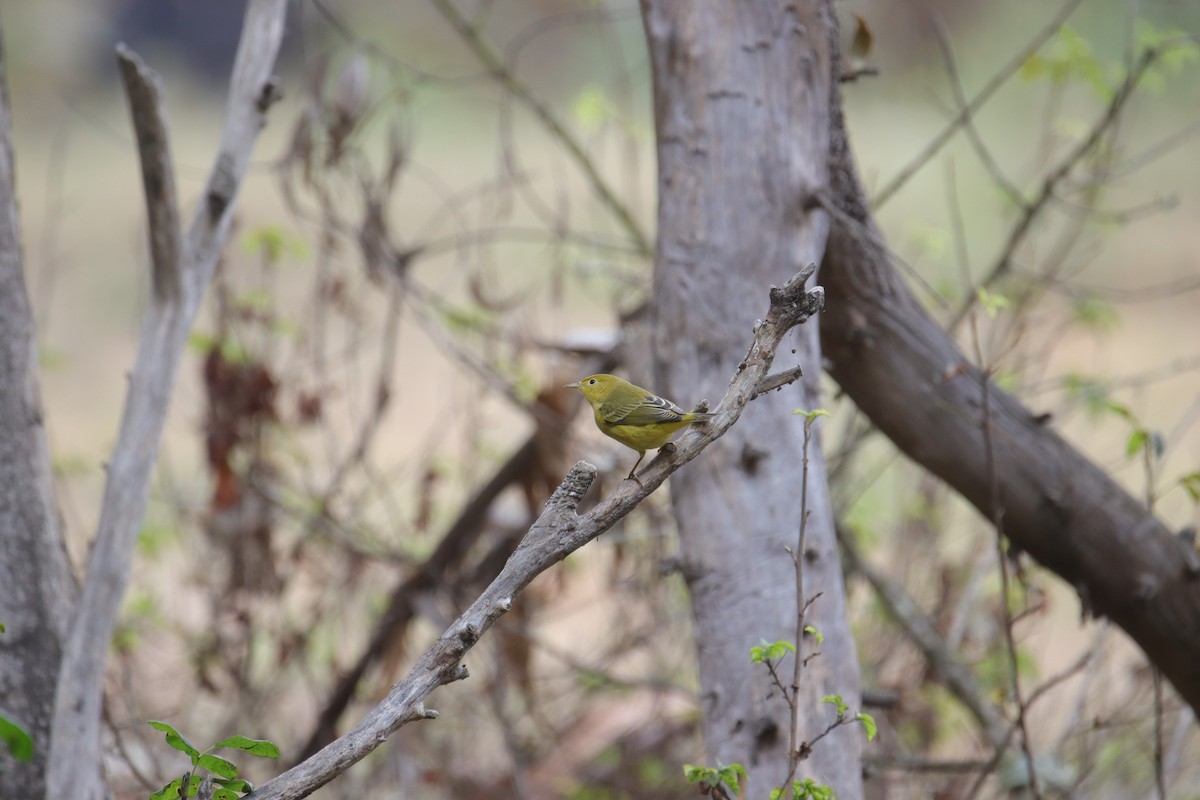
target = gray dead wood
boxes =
[245,269,824,799]
[45,2,288,797]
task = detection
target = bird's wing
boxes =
[601,392,686,426]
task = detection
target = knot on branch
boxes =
[767,264,824,329]
[256,76,283,113]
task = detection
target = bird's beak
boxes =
[564,381,581,389]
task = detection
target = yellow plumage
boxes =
[566,373,714,480]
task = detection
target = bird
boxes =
[565,373,714,481]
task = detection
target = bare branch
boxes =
[46,2,289,796]
[428,0,651,256]
[247,265,825,799]
[949,46,1161,330]
[115,43,182,303]
[872,0,1085,208]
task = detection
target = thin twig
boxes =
[948,46,1161,331]
[427,0,651,256]
[872,0,1085,207]
[973,313,1043,800]
[786,415,818,785]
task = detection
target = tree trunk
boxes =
[0,29,76,800]
[643,2,863,797]
[817,20,1200,714]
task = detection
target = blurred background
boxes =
[5,0,1199,797]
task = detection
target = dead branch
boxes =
[46,2,288,796]
[246,265,825,799]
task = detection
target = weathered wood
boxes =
[44,3,288,797]
[644,1,863,796]
[818,19,1200,715]
[0,26,76,800]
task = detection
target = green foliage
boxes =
[0,713,34,764]
[803,625,824,645]
[1179,472,1200,504]
[1105,401,1164,461]
[791,408,829,422]
[1022,20,1200,100]
[572,84,617,134]
[439,301,496,335]
[0,622,34,765]
[146,721,279,800]
[1062,372,1111,417]
[770,777,836,800]
[1020,25,1111,99]
[750,639,796,664]
[1134,20,1200,93]
[241,225,309,264]
[855,712,878,742]
[821,694,849,717]
[1070,293,1120,333]
[820,695,877,743]
[187,332,252,365]
[682,762,746,796]
[975,287,1010,318]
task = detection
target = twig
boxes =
[115,44,182,303]
[753,366,805,398]
[974,311,1043,800]
[948,46,1161,331]
[247,265,825,798]
[872,0,1085,207]
[46,3,288,796]
[837,525,1009,748]
[427,0,651,256]
[786,413,820,784]
[930,18,1025,211]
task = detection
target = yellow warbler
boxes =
[566,374,714,480]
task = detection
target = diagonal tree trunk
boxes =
[643,1,863,796]
[817,2,1200,716]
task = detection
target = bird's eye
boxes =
[588,379,596,385]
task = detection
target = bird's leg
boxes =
[626,451,646,483]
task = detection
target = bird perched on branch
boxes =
[566,373,714,481]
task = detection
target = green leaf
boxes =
[197,753,238,779]
[148,721,201,761]
[1178,472,1200,503]
[1062,373,1110,417]
[791,408,830,421]
[1071,294,1120,332]
[217,778,254,793]
[187,332,219,355]
[571,84,616,133]
[0,715,34,762]
[750,639,796,663]
[821,694,849,716]
[149,777,183,800]
[213,735,281,759]
[803,624,824,645]
[856,711,878,741]
[976,287,1010,318]
[1126,429,1149,457]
